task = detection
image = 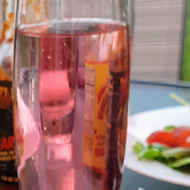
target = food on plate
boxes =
[147,130,175,147]
[146,126,190,148]
[133,126,190,172]
[173,126,190,147]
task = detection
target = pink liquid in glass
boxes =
[14,20,130,190]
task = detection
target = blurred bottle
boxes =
[82,33,109,187]
[82,25,130,190]
[105,28,130,190]
[0,0,18,184]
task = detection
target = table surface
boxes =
[1,81,190,190]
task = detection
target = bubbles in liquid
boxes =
[47,55,51,60]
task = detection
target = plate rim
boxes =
[124,106,190,187]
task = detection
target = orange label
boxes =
[83,61,109,172]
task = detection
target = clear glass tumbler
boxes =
[13,0,131,190]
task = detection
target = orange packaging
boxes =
[0,1,17,183]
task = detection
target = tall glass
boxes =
[13,0,131,190]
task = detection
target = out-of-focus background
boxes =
[1,0,189,83]
[130,0,190,83]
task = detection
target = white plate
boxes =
[124,106,190,187]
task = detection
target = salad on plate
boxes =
[133,125,190,173]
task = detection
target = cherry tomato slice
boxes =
[147,130,175,147]
[173,126,190,147]
[183,137,190,148]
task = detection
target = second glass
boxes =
[13,0,131,189]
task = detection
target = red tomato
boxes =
[173,126,190,147]
[183,137,190,147]
[147,130,175,147]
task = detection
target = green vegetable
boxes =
[138,147,161,160]
[133,143,190,171]
[133,142,144,154]
[164,125,176,132]
[162,147,190,159]
[149,144,168,151]
[133,143,162,160]
[170,93,190,107]
[169,157,190,168]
